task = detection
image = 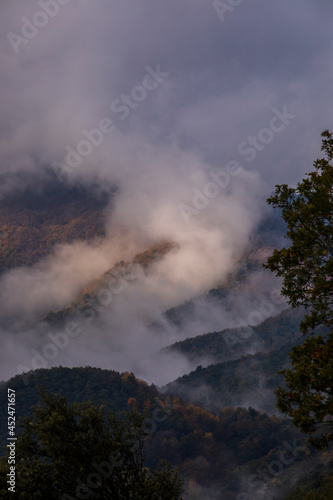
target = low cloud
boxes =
[0,0,328,386]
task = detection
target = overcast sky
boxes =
[1,0,332,195]
[1,0,333,383]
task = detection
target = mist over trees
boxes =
[0,390,183,500]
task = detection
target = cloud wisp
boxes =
[1,0,332,384]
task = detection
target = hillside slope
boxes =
[163,307,305,366]
[43,241,176,326]
[0,179,107,272]
[164,309,328,414]
[0,366,307,499]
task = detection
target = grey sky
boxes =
[1,0,333,382]
[1,0,332,192]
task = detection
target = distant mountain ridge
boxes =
[43,241,176,326]
[0,365,310,499]
[2,179,328,498]
[163,307,305,365]
[0,178,108,272]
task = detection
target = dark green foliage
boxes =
[0,366,303,498]
[265,130,333,448]
[0,367,159,450]
[165,337,307,414]
[265,130,333,335]
[165,307,305,366]
[283,457,333,499]
[0,390,183,499]
[276,334,333,449]
[165,315,329,416]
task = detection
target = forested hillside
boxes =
[163,307,305,366]
[0,177,107,272]
[0,169,330,498]
[43,240,176,326]
[0,366,313,499]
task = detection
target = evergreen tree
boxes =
[0,389,183,499]
[265,130,333,448]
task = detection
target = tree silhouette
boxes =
[265,130,333,448]
[0,389,183,499]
